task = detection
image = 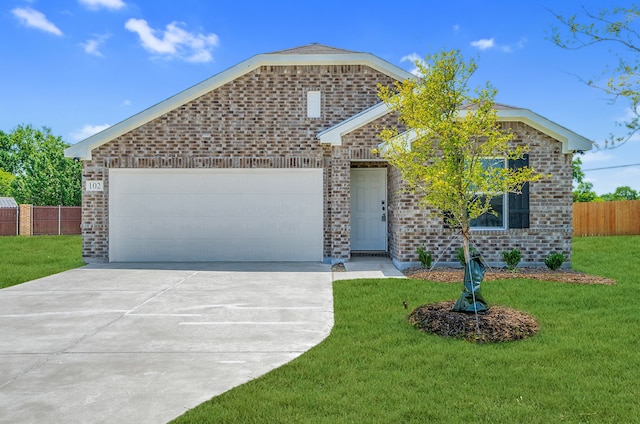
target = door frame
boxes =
[349,167,388,252]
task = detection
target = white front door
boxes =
[350,168,387,251]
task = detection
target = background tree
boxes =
[573,182,599,202]
[550,5,640,147]
[601,185,639,201]
[572,156,599,202]
[572,156,585,184]
[0,169,15,197]
[377,49,544,267]
[0,125,81,205]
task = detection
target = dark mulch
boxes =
[404,267,615,285]
[408,300,539,343]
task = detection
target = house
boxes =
[65,43,592,267]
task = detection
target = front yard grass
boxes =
[0,235,83,289]
[172,235,640,424]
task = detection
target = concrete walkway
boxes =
[0,263,333,424]
[332,256,406,280]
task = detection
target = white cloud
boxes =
[453,24,460,34]
[470,37,527,53]
[580,150,615,165]
[470,38,495,50]
[124,18,219,63]
[616,106,640,125]
[78,0,126,10]
[71,124,110,141]
[12,7,63,36]
[401,53,426,76]
[401,53,421,63]
[80,34,110,57]
[122,99,131,106]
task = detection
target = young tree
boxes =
[0,125,81,206]
[377,49,544,278]
[549,5,640,147]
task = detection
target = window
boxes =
[307,91,321,118]
[442,155,530,230]
[471,158,507,229]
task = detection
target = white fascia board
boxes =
[65,52,413,160]
[371,108,593,154]
[459,108,593,154]
[317,102,390,145]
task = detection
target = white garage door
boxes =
[109,168,323,262]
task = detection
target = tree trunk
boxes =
[452,223,489,313]
[461,224,471,266]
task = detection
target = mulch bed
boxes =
[404,267,613,343]
[403,267,615,285]
[333,262,614,342]
[408,300,539,343]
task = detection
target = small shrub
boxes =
[455,246,479,266]
[544,252,565,270]
[416,246,433,269]
[502,248,522,271]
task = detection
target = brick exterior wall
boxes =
[81,61,575,267]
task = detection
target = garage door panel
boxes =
[109,169,323,262]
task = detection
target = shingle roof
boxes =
[267,43,357,55]
[459,102,520,110]
[0,197,18,208]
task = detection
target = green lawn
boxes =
[173,236,640,424]
[0,235,84,289]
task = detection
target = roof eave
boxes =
[466,108,593,154]
[317,102,390,145]
[326,105,593,154]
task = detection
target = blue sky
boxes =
[2,0,638,195]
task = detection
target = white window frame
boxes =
[470,158,508,231]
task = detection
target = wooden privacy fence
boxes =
[0,207,18,236]
[573,200,640,236]
[0,205,81,236]
[32,206,81,235]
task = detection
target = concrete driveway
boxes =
[0,262,333,424]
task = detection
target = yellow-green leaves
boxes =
[377,49,544,233]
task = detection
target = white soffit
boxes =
[64,51,414,160]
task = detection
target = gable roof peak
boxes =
[267,43,358,55]
[65,44,413,160]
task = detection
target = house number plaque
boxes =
[86,180,104,192]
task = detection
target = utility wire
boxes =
[583,163,640,171]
